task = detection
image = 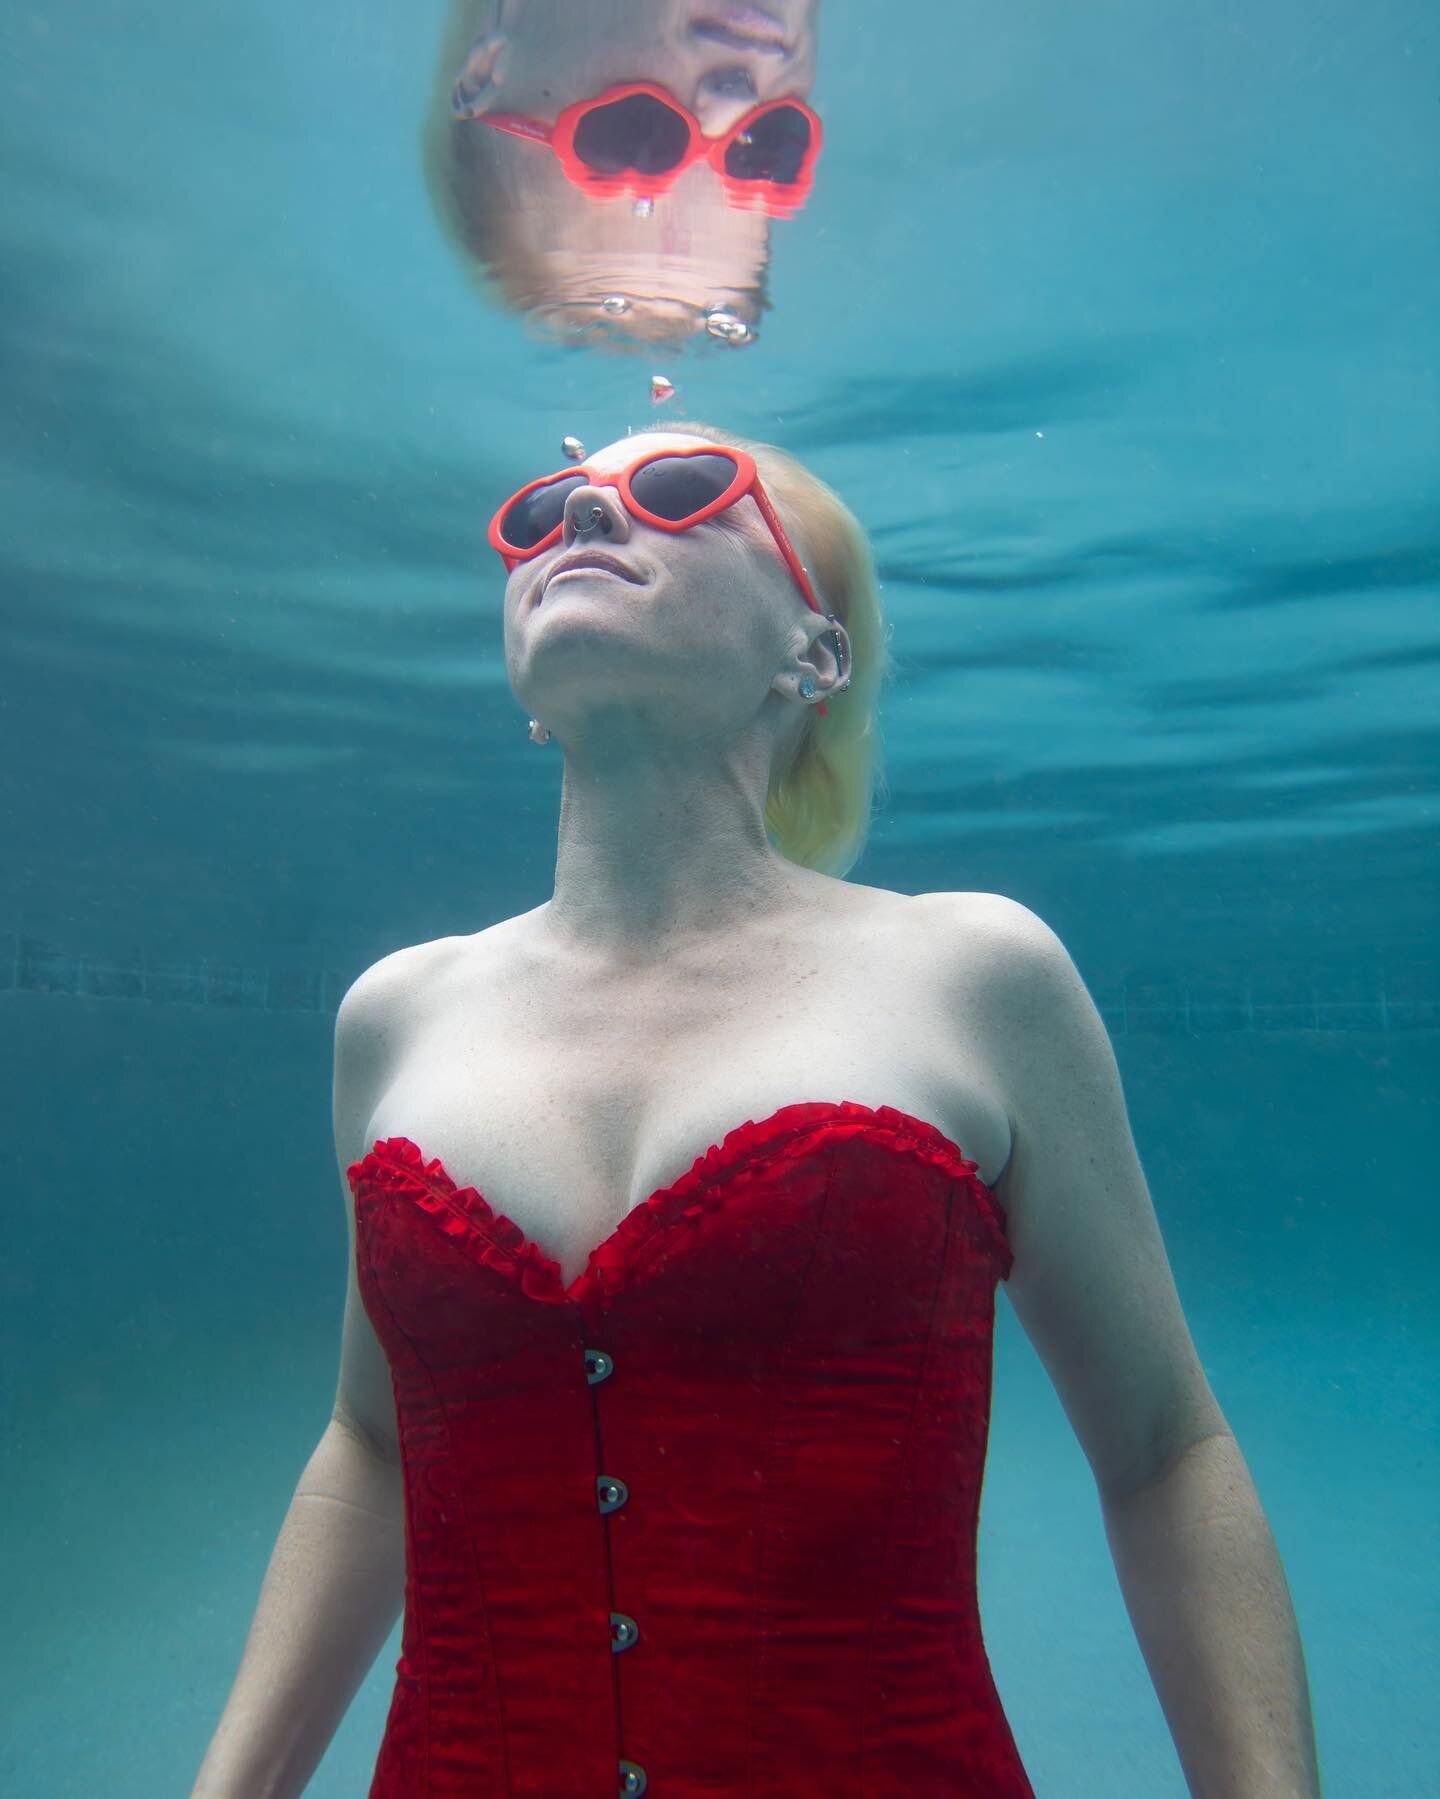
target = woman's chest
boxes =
[366,902,1012,1290]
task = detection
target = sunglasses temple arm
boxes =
[750,486,819,611]
[749,485,831,717]
[478,114,556,146]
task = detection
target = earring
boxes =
[799,679,816,700]
[528,718,551,744]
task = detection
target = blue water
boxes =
[2,1,1436,1794]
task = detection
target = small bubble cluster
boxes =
[705,308,753,345]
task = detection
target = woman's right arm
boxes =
[191,965,413,1799]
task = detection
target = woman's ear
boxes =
[452,33,508,120]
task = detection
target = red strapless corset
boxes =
[348,1099,1033,1797]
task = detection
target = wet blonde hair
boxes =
[669,420,896,879]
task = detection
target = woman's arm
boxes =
[956,893,1322,1797]
[193,962,414,1797]
[1102,1430,1320,1799]
[190,1420,405,1799]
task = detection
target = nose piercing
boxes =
[575,506,610,535]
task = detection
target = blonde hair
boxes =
[668,420,896,879]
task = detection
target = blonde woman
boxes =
[194,425,1320,1798]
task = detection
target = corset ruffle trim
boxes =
[347,1099,1013,1305]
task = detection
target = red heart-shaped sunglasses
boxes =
[474,81,822,219]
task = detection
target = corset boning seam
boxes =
[743,1140,839,1792]
[360,1229,512,1796]
[858,1181,956,1788]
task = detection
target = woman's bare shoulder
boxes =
[335,913,534,1044]
[911,888,1061,965]
[330,919,533,1158]
[909,890,1081,1074]
[338,913,540,1014]
[336,937,449,1034]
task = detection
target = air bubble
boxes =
[562,436,585,461]
[650,375,675,405]
[601,295,629,316]
[704,308,752,345]
[632,197,654,218]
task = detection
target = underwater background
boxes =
[2,0,1435,1792]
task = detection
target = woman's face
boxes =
[485,0,820,136]
[503,431,813,730]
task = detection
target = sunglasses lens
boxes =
[500,475,585,549]
[573,93,690,175]
[724,106,812,183]
[629,453,739,522]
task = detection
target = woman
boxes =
[193,424,1321,1797]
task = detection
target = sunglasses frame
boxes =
[488,445,831,714]
[478,81,823,218]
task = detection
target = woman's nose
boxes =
[562,484,630,544]
[692,66,762,137]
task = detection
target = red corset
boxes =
[348,1099,1033,1797]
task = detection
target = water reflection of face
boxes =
[428,0,822,346]
[458,0,820,135]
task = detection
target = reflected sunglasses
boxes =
[473,81,822,218]
[488,445,833,714]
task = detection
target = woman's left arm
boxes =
[1101,1428,1320,1799]
[950,893,1322,1799]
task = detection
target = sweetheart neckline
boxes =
[348,1098,1011,1303]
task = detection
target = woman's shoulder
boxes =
[909,889,1084,1064]
[911,887,1064,958]
[336,936,450,1028]
[335,911,536,1039]
[347,918,531,998]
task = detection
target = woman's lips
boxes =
[541,551,642,594]
[691,4,790,52]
